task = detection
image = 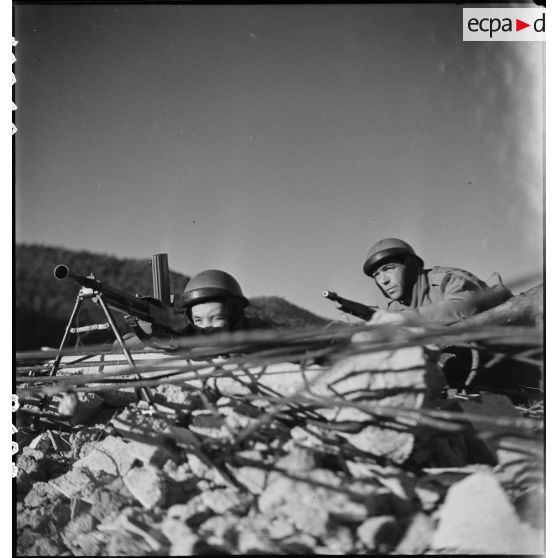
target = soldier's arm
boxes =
[396,273,483,324]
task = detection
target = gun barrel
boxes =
[322,288,375,321]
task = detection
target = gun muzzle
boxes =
[54,264,70,280]
[322,290,338,301]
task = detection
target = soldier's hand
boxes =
[367,310,405,325]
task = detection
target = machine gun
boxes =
[322,290,377,321]
[53,263,188,336]
[48,254,189,404]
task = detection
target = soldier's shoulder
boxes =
[427,266,485,288]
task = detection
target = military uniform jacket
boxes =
[386,266,490,324]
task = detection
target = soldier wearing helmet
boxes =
[180,269,252,335]
[122,269,267,350]
[362,238,507,326]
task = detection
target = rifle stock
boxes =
[322,290,376,321]
[54,264,189,335]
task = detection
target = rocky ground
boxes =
[16,347,544,556]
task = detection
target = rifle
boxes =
[322,290,377,321]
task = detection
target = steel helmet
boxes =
[181,269,249,308]
[363,238,423,277]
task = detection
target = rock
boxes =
[50,467,98,499]
[237,527,280,554]
[187,453,229,486]
[310,346,445,464]
[23,535,67,556]
[125,438,176,467]
[155,384,204,409]
[68,531,107,556]
[275,445,317,474]
[17,447,47,492]
[357,515,402,552]
[89,478,136,521]
[17,486,72,534]
[266,516,295,540]
[431,471,543,554]
[395,512,435,554]
[414,480,444,512]
[63,513,99,539]
[189,410,230,439]
[73,436,138,477]
[166,499,213,528]
[259,469,366,537]
[198,514,238,549]
[276,532,318,554]
[320,525,356,554]
[106,531,151,556]
[161,517,199,550]
[199,488,254,515]
[347,426,415,465]
[232,466,268,494]
[23,481,60,508]
[123,465,167,509]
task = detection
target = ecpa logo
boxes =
[463,8,545,41]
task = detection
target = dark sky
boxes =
[14,3,544,318]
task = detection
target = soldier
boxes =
[361,237,517,390]
[362,238,508,326]
[179,269,268,334]
[123,269,268,350]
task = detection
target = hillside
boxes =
[15,244,329,350]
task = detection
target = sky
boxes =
[14,3,544,320]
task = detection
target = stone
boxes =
[199,488,254,515]
[430,471,543,554]
[70,531,107,556]
[50,468,98,499]
[232,466,268,494]
[357,515,402,552]
[414,481,444,513]
[89,478,136,521]
[17,489,72,535]
[161,517,198,549]
[63,513,99,540]
[187,453,229,486]
[198,514,239,549]
[237,528,280,554]
[320,525,356,554]
[25,535,67,556]
[395,512,435,554]
[125,438,176,467]
[259,469,366,538]
[309,347,445,464]
[23,481,60,508]
[106,531,151,556]
[347,426,415,464]
[73,436,138,477]
[189,410,230,439]
[123,465,167,509]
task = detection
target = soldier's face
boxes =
[372,261,406,300]
[191,301,229,334]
